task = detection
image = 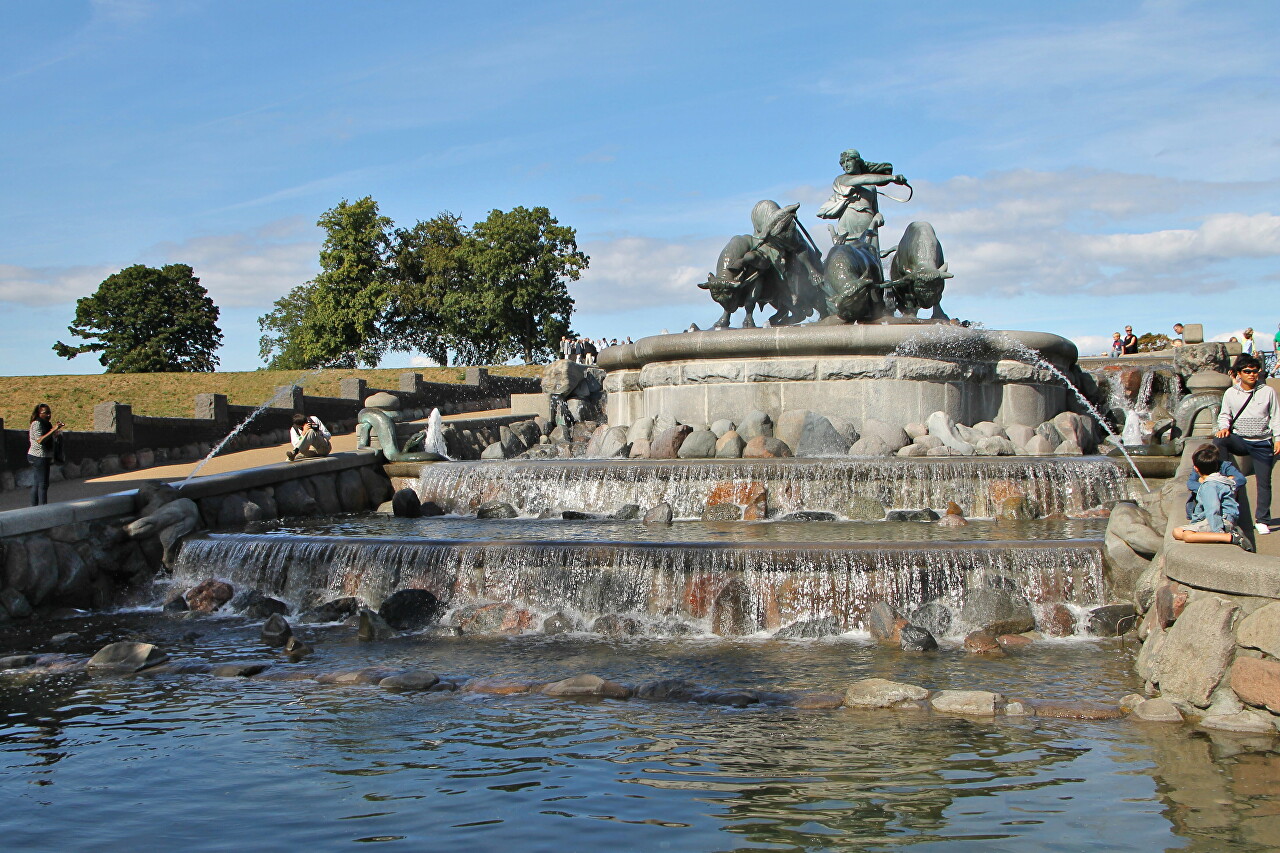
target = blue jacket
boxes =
[1186,461,1245,516]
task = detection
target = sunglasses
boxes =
[1239,368,1261,374]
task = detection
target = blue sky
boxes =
[2,0,1278,375]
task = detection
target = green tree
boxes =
[382,212,468,366]
[259,196,393,369]
[53,263,223,372]
[1137,332,1172,352]
[458,206,588,363]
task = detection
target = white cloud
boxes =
[0,218,319,309]
[571,235,723,313]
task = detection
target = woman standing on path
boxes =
[27,403,63,506]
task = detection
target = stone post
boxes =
[399,372,422,394]
[1182,323,1204,345]
[94,401,134,444]
[340,377,368,401]
[276,385,305,412]
[465,367,490,390]
[194,393,229,426]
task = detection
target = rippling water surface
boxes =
[2,613,1278,851]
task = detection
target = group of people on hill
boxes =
[559,336,634,364]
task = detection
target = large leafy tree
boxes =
[53,263,223,372]
[382,212,468,366]
[458,206,587,364]
[259,196,393,369]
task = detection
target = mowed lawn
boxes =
[1,365,543,431]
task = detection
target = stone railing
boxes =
[0,368,540,491]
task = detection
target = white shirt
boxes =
[1218,383,1279,441]
[290,416,331,448]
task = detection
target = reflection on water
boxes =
[0,613,1278,850]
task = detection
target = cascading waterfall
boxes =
[409,457,1124,519]
[173,533,1105,638]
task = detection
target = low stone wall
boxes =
[0,452,392,623]
[1120,442,1280,734]
[0,369,540,492]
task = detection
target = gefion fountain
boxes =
[172,147,1135,643]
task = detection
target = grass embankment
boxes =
[0,365,543,431]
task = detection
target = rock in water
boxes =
[358,608,396,641]
[643,503,674,525]
[261,614,293,647]
[378,589,440,630]
[392,489,422,518]
[87,641,167,673]
[900,626,938,651]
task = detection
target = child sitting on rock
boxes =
[1173,443,1252,550]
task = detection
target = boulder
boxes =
[611,504,641,521]
[975,436,1017,456]
[1229,657,1280,714]
[868,602,906,644]
[306,597,361,622]
[860,419,908,452]
[960,589,1035,635]
[1023,434,1055,456]
[1087,603,1137,636]
[900,625,938,651]
[897,444,928,458]
[541,359,588,397]
[1103,531,1152,594]
[583,424,609,457]
[364,392,401,410]
[1156,595,1238,708]
[378,589,441,630]
[643,503,674,525]
[909,601,952,638]
[774,617,842,639]
[926,411,975,456]
[914,435,943,450]
[650,425,693,459]
[211,663,270,678]
[598,426,630,458]
[706,482,767,520]
[1132,697,1183,722]
[357,608,396,641]
[274,480,319,516]
[1055,439,1083,456]
[1107,503,1162,557]
[233,589,289,619]
[392,489,422,518]
[710,419,736,437]
[1053,412,1097,453]
[780,510,838,521]
[283,636,314,662]
[701,505,744,522]
[481,441,508,459]
[592,614,644,637]
[380,671,441,691]
[317,667,396,685]
[930,690,1004,716]
[1005,425,1036,450]
[510,419,542,449]
[737,410,773,440]
[542,612,577,634]
[1237,603,1280,659]
[541,674,632,700]
[626,417,655,445]
[843,678,929,709]
[0,589,33,620]
[776,410,851,457]
[1199,710,1277,734]
[845,497,886,521]
[628,439,651,458]
[904,422,929,440]
[886,509,939,522]
[715,431,745,458]
[996,496,1035,521]
[1035,421,1065,447]
[87,641,167,673]
[742,436,792,458]
[452,602,536,634]
[963,631,1005,655]
[973,421,1006,439]
[477,501,518,519]
[186,579,235,613]
[848,435,893,457]
[677,428,718,459]
[710,578,754,636]
[634,678,704,702]
[260,615,293,647]
[1039,604,1076,637]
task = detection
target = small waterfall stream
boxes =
[173,533,1105,638]
[408,457,1125,519]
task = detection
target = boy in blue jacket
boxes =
[1174,443,1252,550]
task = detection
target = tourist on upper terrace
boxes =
[1109,332,1123,358]
[1173,443,1251,550]
[1121,326,1139,354]
[287,413,331,462]
[27,403,63,506]
[1242,327,1258,356]
[1172,323,1185,347]
[1215,355,1279,535]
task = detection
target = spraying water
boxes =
[890,324,1150,491]
[183,363,332,482]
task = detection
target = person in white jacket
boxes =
[287,413,331,461]
[1215,355,1279,534]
